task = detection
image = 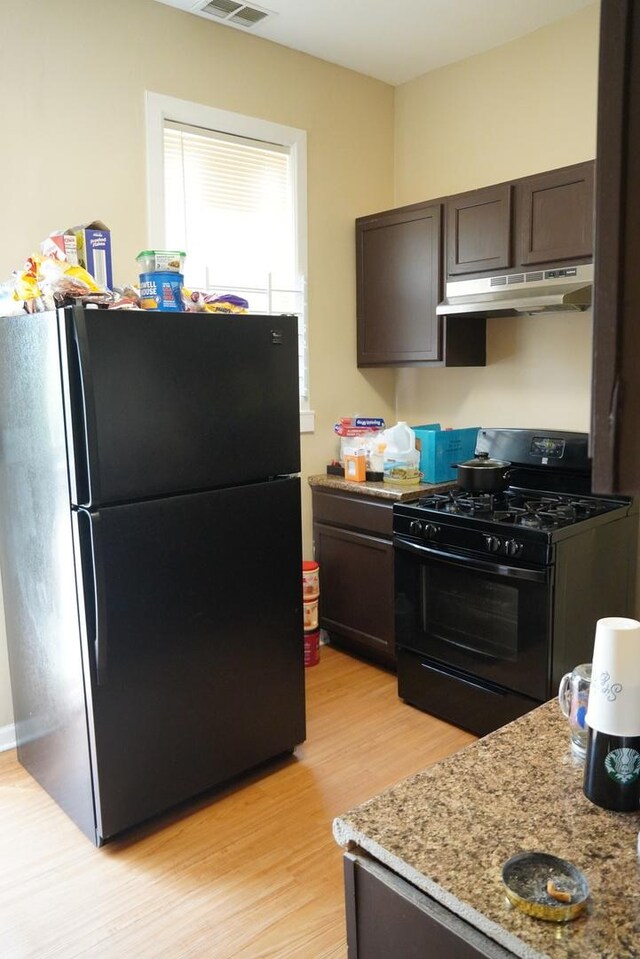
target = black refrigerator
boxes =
[0,305,306,845]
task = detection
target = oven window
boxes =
[422,566,518,660]
[394,545,550,700]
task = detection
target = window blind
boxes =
[163,120,307,401]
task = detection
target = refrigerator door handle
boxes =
[85,510,108,686]
[68,305,102,506]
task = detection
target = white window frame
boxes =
[145,91,314,433]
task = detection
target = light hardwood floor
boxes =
[0,646,474,959]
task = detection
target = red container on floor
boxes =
[302,560,320,600]
[304,629,320,667]
[303,598,319,631]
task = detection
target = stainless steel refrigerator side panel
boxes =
[0,311,97,842]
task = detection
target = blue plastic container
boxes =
[139,271,184,311]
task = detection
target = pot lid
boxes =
[458,452,510,469]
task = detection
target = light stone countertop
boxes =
[307,472,455,502]
[333,701,640,959]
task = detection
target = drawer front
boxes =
[312,489,393,537]
[396,648,539,737]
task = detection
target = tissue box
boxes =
[413,425,480,483]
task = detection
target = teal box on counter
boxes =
[413,425,480,483]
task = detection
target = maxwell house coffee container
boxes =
[303,598,319,631]
[302,561,320,600]
[304,629,320,667]
[139,271,184,311]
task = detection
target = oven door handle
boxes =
[419,659,508,697]
[394,538,550,583]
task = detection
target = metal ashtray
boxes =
[502,852,589,922]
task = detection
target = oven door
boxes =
[394,538,552,701]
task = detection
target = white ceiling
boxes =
[154,0,596,86]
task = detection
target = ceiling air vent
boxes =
[198,0,273,28]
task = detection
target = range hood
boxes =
[436,263,593,317]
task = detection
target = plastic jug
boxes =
[382,422,421,484]
[384,421,415,455]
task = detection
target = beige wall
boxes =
[0,1,609,737]
[393,3,600,431]
[0,0,396,732]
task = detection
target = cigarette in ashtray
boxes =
[546,878,573,903]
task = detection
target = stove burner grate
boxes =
[415,487,620,529]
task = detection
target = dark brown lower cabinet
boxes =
[344,851,513,959]
[311,489,395,667]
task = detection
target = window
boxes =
[145,93,312,430]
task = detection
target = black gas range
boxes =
[395,486,632,567]
[393,428,638,736]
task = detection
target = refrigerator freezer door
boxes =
[75,477,305,841]
[61,307,301,507]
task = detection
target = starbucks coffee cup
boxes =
[583,617,640,811]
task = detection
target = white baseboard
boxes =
[0,723,16,752]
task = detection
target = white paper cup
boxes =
[585,617,640,737]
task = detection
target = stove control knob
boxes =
[504,539,523,557]
[409,519,424,536]
[483,534,501,553]
[424,523,440,540]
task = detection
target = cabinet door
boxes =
[591,1,640,493]
[356,204,442,366]
[446,184,511,277]
[344,852,513,959]
[517,161,594,267]
[313,522,395,663]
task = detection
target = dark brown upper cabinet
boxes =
[445,183,512,276]
[516,161,595,267]
[355,160,593,369]
[356,203,485,368]
[444,161,594,281]
[356,203,442,365]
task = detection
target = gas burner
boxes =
[569,498,606,518]
[514,500,591,529]
[519,495,561,511]
[518,510,557,529]
[443,495,465,513]
[418,492,457,510]
[513,500,556,529]
[492,508,527,524]
[455,492,506,515]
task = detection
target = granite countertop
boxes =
[333,701,640,959]
[307,472,455,502]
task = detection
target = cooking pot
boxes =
[451,452,512,492]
